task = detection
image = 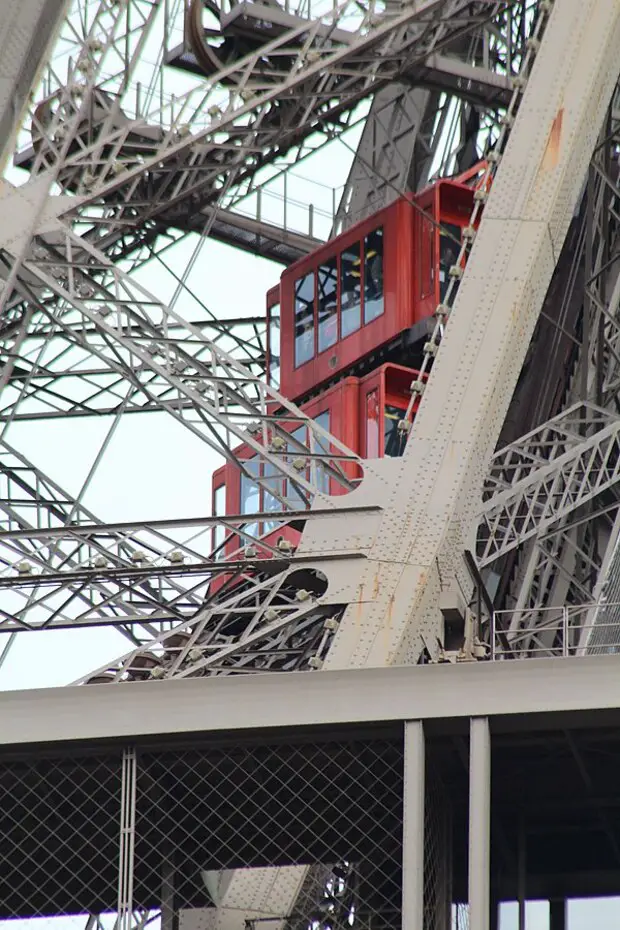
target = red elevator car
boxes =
[212,167,486,573]
[271,177,476,402]
[211,363,421,559]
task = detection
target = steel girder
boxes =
[496,82,620,654]
[2,2,618,926]
[1,2,516,521]
[0,1,535,680]
[0,0,69,172]
[5,401,620,652]
[478,403,620,567]
[323,0,620,671]
[6,0,620,676]
[333,2,532,231]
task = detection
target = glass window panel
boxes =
[366,390,380,457]
[363,227,384,323]
[240,458,260,538]
[286,425,307,506]
[439,223,461,302]
[213,484,226,558]
[340,242,362,338]
[268,302,281,388]
[384,405,408,458]
[317,258,338,353]
[294,273,315,367]
[263,460,284,534]
[312,410,331,494]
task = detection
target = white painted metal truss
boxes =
[5,400,620,646]
[322,0,620,671]
[478,403,620,566]
[0,2,541,685]
[2,0,619,677]
[6,222,362,506]
[7,398,608,683]
[2,0,520,518]
[2,0,620,927]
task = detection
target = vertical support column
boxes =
[402,720,425,930]
[118,747,137,930]
[518,820,526,930]
[469,717,491,930]
[550,900,567,930]
[161,860,176,930]
[490,897,500,930]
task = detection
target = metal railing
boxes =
[491,601,620,660]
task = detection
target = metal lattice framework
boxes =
[0,0,544,673]
[4,0,620,926]
[478,403,620,567]
[490,77,620,655]
[2,0,618,678]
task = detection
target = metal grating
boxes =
[134,736,404,927]
[0,752,123,919]
[424,765,453,930]
[0,731,408,930]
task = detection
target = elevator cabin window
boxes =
[294,273,315,367]
[213,484,226,558]
[240,458,260,538]
[317,258,338,353]
[439,223,461,302]
[363,228,384,323]
[286,411,331,503]
[340,242,362,339]
[366,390,380,458]
[268,303,281,388]
[237,412,331,536]
[293,227,384,368]
[384,405,408,457]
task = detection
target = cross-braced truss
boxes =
[4,1,620,929]
[493,77,620,655]
[2,0,609,678]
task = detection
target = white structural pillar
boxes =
[402,720,425,930]
[469,717,491,930]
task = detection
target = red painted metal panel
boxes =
[277,178,474,402]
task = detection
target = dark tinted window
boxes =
[364,227,384,323]
[317,258,338,353]
[294,273,315,367]
[268,302,281,387]
[340,242,362,338]
[384,405,407,457]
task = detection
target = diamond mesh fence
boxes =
[0,750,123,924]
[0,728,459,930]
[424,764,453,930]
[134,735,404,930]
